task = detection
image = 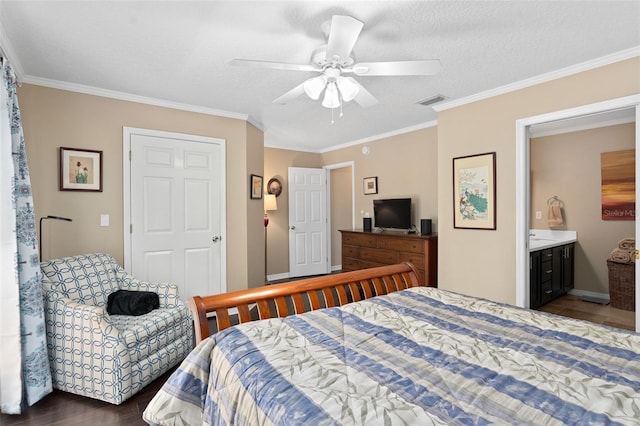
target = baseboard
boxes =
[568,289,610,304]
[267,265,342,282]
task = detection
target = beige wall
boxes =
[246,122,266,288]
[20,84,263,292]
[263,147,323,275]
[322,126,439,231]
[530,123,635,294]
[437,58,640,304]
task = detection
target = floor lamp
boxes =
[39,215,72,260]
[264,194,277,283]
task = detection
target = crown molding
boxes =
[434,46,640,113]
[265,120,438,153]
[0,26,24,81]
[21,75,253,122]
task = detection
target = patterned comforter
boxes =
[143,287,640,425]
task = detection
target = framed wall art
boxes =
[59,147,103,192]
[363,176,378,195]
[250,174,263,199]
[453,152,496,230]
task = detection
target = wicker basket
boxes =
[607,260,636,311]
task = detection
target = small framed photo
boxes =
[453,152,496,230]
[59,147,103,192]
[363,176,378,195]
[250,174,263,199]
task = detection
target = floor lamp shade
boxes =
[39,215,72,259]
[264,194,277,282]
[264,194,277,227]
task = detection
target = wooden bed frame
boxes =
[189,262,425,343]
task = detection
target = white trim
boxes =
[515,95,640,332]
[436,46,640,112]
[568,289,610,302]
[529,115,635,138]
[0,28,24,81]
[319,120,438,154]
[122,127,227,298]
[264,120,438,154]
[22,75,261,126]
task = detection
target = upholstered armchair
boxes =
[40,253,193,405]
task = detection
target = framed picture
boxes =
[453,152,496,230]
[59,147,103,191]
[250,174,263,199]
[363,176,378,195]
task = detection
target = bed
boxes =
[143,262,640,425]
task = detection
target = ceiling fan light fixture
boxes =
[303,76,327,100]
[322,82,340,109]
[337,77,359,102]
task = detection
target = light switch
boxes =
[100,214,110,227]
[535,211,542,219]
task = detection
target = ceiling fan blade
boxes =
[351,60,442,76]
[229,59,317,72]
[272,81,307,104]
[349,79,378,108]
[326,15,364,64]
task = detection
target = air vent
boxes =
[417,94,446,107]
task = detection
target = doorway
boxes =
[515,94,640,331]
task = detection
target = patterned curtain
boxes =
[0,59,52,414]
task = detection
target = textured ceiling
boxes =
[1,1,639,152]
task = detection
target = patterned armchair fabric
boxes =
[40,253,194,405]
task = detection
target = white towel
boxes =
[547,205,563,228]
[609,248,634,264]
[617,238,635,251]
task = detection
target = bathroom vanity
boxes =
[529,230,577,309]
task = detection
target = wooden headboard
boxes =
[189,262,424,343]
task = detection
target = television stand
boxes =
[339,229,437,286]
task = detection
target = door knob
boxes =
[290,225,295,230]
[212,236,221,242]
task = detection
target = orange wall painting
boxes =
[601,149,635,220]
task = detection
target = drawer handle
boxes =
[544,290,553,294]
[545,253,552,257]
[545,270,553,274]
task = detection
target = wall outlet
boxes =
[535,211,542,219]
[100,214,109,227]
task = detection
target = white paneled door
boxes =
[288,167,329,278]
[124,128,226,301]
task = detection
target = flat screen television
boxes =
[373,198,412,230]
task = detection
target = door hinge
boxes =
[130,224,133,234]
[129,150,132,161]
[635,249,639,260]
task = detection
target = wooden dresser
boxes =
[339,229,437,287]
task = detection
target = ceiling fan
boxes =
[230,15,441,110]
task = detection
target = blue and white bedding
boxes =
[143,287,640,425]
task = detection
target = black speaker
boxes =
[363,217,372,231]
[420,219,432,235]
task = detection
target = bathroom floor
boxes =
[538,294,636,332]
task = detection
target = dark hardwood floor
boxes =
[1,294,635,425]
[538,293,636,331]
[0,367,175,426]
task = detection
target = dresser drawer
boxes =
[342,245,360,258]
[377,237,424,254]
[399,252,425,266]
[342,257,363,271]
[359,247,398,264]
[342,233,377,247]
